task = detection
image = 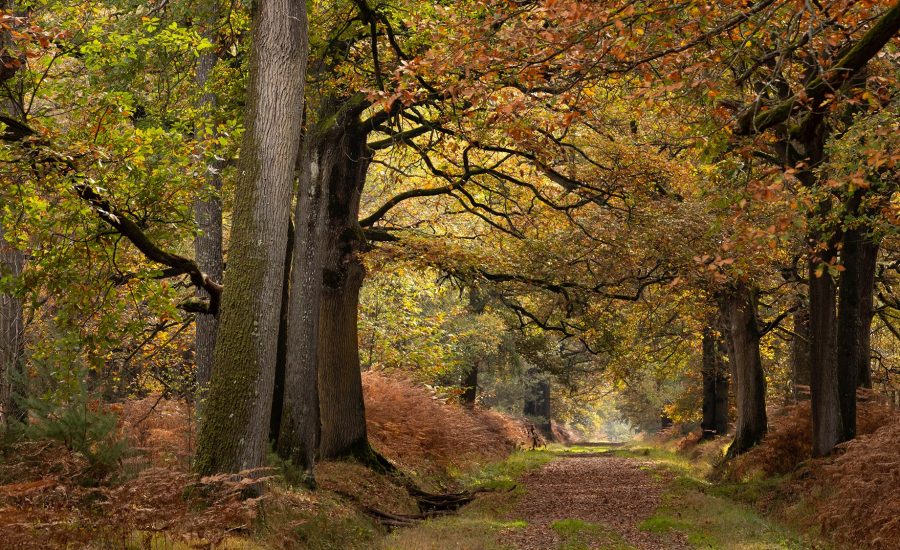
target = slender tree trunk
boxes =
[461,287,486,408]
[701,327,718,440]
[524,368,552,439]
[714,338,730,436]
[720,282,767,457]
[194,0,307,475]
[808,247,843,457]
[313,117,372,461]
[836,228,878,439]
[192,36,224,390]
[461,363,478,407]
[0,223,25,426]
[269,219,294,444]
[854,236,878,391]
[790,294,811,398]
[277,134,329,475]
[0,1,26,426]
[700,327,729,438]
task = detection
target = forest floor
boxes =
[382,444,814,550]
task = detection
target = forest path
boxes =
[382,445,810,549]
[502,449,690,550]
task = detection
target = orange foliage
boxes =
[728,399,895,479]
[812,416,900,550]
[117,394,195,470]
[0,377,534,547]
[363,371,529,477]
[0,396,265,548]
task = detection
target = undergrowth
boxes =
[381,449,553,550]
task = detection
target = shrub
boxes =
[10,365,127,483]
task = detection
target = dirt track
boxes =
[504,452,690,549]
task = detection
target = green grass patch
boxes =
[285,511,381,550]
[611,445,700,477]
[454,449,556,491]
[551,518,635,550]
[639,474,810,549]
[381,514,523,550]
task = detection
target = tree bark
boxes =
[461,363,478,407]
[0,1,26,427]
[701,327,729,439]
[836,228,878,438]
[194,0,307,475]
[720,283,767,457]
[277,133,329,475]
[0,223,25,427]
[312,116,373,461]
[714,339,730,436]
[790,294,811,397]
[192,24,224,390]
[701,327,718,439]
[269,219,294,445]
[808,248,843,457]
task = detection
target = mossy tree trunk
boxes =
[720,282,767,457]
[195,0,308,475]
[192,4,224,390]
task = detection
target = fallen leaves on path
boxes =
[504,453,689,550]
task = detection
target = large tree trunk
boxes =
[313,117,372,461]
[192,24,224,390]
[194,0,307,475]
[790,294,811,398]
[836,228,879,439]
[276,132,331,475]
[720,283,767,457]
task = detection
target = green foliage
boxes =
[11,364,127,482]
